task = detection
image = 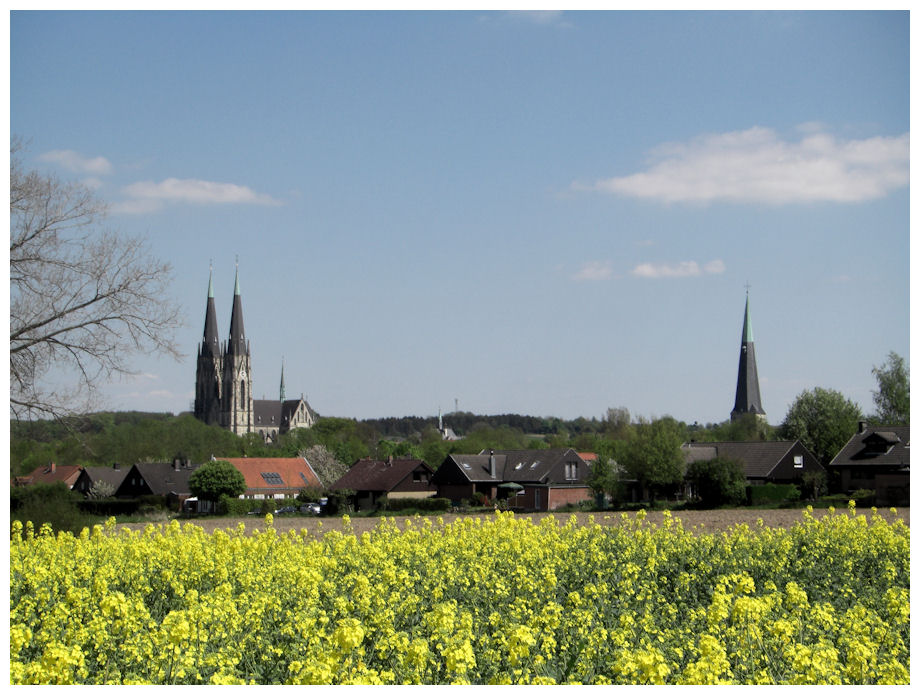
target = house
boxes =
[12,462,83,489]
[221,457,322,500]
[681,440,824,486]
[433,448,593,511]
[827,422,909,507]
[330,457,437,510]
[115,460,199,510]
[73,464,129,496]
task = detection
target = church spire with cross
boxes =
[730,287,766,422]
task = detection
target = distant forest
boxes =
[9,409,771,479]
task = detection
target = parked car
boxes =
[275,506,298,515]
[300,503,321,515]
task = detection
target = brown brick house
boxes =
[433,448,593,511]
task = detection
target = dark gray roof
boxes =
[492,449,577,483]
[131,462,200,496]
[253,398,317,428]
[79,466,129,488]
[828,425,910,469]
[331,458,433,492]
[448,449,583,484]
[447,454,505,483]
[682,441,799,478]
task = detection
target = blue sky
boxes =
[9,10,910,425]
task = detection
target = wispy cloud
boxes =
[116,178,281,213]
[510,11,567,26]
[573,260,613,281]
[39,149,113,175]
[481,11,570,28]
[588,127,909,205]
[631,259,726,279]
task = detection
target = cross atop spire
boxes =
[201,264,220,356]
[741,291,754,344]
[227,261,246,355]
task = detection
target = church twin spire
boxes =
[194,263,253,434]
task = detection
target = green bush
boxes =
[218,496,284,516]
[814,489,876,509]
[10,483,96,536]
[747,483,801,507]
[382,497,452,513]
[77,498,142,517]
[687,457,747,507]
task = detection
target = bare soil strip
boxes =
[120,507,908,537]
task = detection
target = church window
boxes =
[241,380,246,402]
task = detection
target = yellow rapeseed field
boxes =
[9,504,909,684]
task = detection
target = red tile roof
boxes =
[13,463,83,488]
[222,457,322,494]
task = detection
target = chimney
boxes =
[489,450,496,478]
[173,458,180,471]
[387,455,393,466]
[858,420,868,434]
[50,462,56,474]
[113,462,120,471]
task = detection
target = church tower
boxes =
[730,291,765,422]
[194,267,222,425]
[220,266,253,435]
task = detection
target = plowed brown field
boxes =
[121,506,908,537]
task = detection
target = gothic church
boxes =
[194,267,317,441]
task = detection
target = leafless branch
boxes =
[9,137,184,420]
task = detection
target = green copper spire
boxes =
[742,292,754,343]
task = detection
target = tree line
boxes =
[10,350,907,484]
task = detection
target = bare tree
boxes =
[9,138,183,420]
[299,444,348,489]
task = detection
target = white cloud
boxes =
[591,127,909,205]
[631,259,726,279]
[39,149,113,175]
[511,11,567,25]
[703,259,726,275]
[117,177,281,213]
[481,11,570,28]
[573,260,613,281]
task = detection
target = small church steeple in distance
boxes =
[280,357,286,402]
[730,287,765,422]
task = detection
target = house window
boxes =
[793,455,804,469]
[413,471,429,483]
[565,462,578,480]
